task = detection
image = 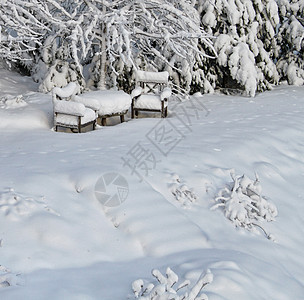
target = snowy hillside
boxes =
[0,69,304,299]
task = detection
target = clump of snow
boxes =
[211,171,277,239]
[74,95,101,111]
[76,90,131,116]
[131,86,143,98]
[52,99,86,117]
[160,87,172,100]
[52,82,79,100]
[136,71,169,84]
[131,267,213,299]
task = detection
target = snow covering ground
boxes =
[0,69,304,299]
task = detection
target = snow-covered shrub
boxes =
[38,60,85,93]
[211,172,277,240]
[131,267,213,300]
[169,174,198,208]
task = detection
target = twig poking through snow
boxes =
[169,174,198,208]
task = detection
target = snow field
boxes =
[0,70,304,299]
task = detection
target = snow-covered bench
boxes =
[131,70,172,118]
[75,90,131,126]
[52,82,98,133]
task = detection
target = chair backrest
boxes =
[52,82,78,102]
[135,71,169,94]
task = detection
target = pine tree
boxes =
[197,0,281,96]
[276,0,304,86]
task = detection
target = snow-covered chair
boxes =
[52,82,98,133]
[131,70,172,118]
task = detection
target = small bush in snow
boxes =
[211,172,277,240]
[131,267,213,300]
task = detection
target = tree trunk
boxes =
[98,4,107,90]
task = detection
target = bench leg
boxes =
[131,101,134,119]
[120,115,125,123]
[102,118,107,126]
[78,116,81,133]
[161,101,165,118]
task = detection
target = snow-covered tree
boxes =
[276,0,304,86]
[2,0,216,94]
[0,0,49,63]
[84,0,216,93]
[197,0,281,96]
[20,0,215,93]
[33,1,97,92]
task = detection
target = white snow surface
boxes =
[0,69,304,299]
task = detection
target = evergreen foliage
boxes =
[0,0,303,95]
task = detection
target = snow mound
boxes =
[0,266,23,289]
[0,188,58,221]
[0,95,27,109]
